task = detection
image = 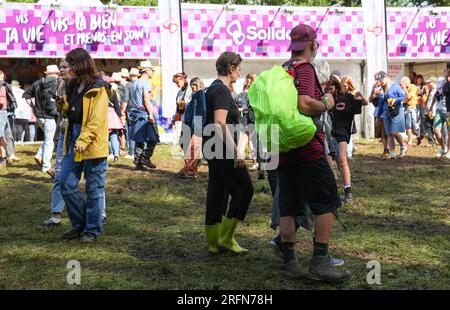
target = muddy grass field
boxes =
[0,141,449,289]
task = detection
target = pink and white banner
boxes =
[0,3,160,59]
[0,3,449,60]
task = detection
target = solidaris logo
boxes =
[226,20,291,46]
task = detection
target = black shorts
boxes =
[278,157,341,217]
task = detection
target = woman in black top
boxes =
[203,52,254,255]
[326,76,367,203]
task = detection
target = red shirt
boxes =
[279,60,325,164]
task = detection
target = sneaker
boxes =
[435,149,448,158]
[80,233,97,243]
[140,158,156,169]
[114,156,120,163]
[329,256,345,267]
[62,228,82,240]
[281,259,308,280]
[443,152,450,160]
[34,156,43,167]
[399,147,407,158]
[343,188,353,204]
[0,158,6,167]
[381,153,389,159]
[389,153,397,160]
[123,154,134,160]
[8,155,21,163]
[307,256,352,283]
[107,154,114,161]
[41,217,61,228]
[102,216,107,224]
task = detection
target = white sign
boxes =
[388,63,405,83]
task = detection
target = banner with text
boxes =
[0,3,160,59]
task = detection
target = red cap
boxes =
[288,24,317,52]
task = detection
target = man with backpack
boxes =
[23,65,59,177]
[275,24,352,283]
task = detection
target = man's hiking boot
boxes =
[307,256,352,283]
[281,259,307,280]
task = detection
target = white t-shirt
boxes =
[12,86,32,120]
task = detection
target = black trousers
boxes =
[134,141,157,162]
[14,119,28,142]
[205,159,254,225]
[423,116,435,144]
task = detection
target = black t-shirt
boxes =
[331,92,362,140]
[203,79,240,156]
[67,79,88,124]
[443,81,450,112]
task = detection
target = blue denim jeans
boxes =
[51,130,65,214]
[60,124,107,236]
[36,118,56,170]
[126,120,135,156]
[109,131,120,157]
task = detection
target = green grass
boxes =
[0,142,449,290]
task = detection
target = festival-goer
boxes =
[276,24,351,283]
[128,61,159,170]
[59,48,110,243]
[118,68,130,154]
[235,73,257,170]
[416,74,428,145]
[400,77,419,148]
[203,52,254,255]
[376,71,407,159]
[23,65,60,177]
[431,77,449,158]
[340,76,359,159]
[176,77,205,179]
[443,63,450,159]
[369,75,389,158]
[326,76,368,203]
[172,72,192,147]
[123,68,140,160]
[11,80,30,148]
[424,77,438,147]
[0,71,10,167]
[108,73,124,163]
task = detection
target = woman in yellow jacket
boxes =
[60,48,110,243]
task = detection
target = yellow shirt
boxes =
[405,84,418,108]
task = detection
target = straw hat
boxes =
[120,68,130,78]
[111,72,123,82]
[45,65,60,75]
[138,60,155,72]
[129,68,140,76]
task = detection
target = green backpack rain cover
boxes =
[248,65,317,153]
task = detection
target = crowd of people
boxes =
[0,21,449,285]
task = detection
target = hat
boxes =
[129,68,140,76]
[45,65,60,75]
[120,68,130,78]
[111,72,123,82]
[11,80,20,87]
[288,24,317,52]
[138,60,155,72]
[375,71,388,82]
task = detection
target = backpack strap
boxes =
[284,60,324,96]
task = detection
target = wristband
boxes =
[321,96,330,111]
